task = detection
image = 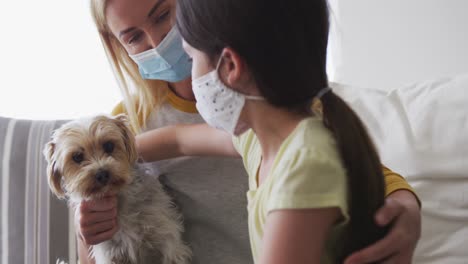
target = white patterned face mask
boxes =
[192,56,264,135]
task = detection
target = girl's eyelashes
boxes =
[153,10,170,25]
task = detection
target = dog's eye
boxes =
[103,141,115,154]
[72,152,84,164]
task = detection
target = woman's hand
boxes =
[75,195,119,246]
[344,190,421,264]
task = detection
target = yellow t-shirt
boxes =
[233,117,349,263]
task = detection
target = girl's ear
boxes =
[219,47,259,96]
[219,47,245,87]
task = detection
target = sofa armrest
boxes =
[0,116,75,264]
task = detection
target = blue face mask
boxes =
[129,27,192,82]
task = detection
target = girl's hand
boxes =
[74,195,119,246]
[344,190,421,264]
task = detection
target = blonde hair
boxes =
[90,0,169,133]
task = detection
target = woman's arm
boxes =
[259,208,340,264]
[344,190,421,264]
[344,166,421,264]
[382,165,420,205]
[136,123,240,162]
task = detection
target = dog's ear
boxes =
[114,114,138,164]
[43,140,65,199]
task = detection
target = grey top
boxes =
[143,103,252,264]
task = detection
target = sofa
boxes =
[1,73,467,264]
[0,119,75,263]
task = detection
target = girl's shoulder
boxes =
[266,118,348,216]
[283,117,340,163]
[271,117,347,191]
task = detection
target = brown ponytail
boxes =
[321,91,389,262]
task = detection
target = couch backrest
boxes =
[0,117,75,264]
[333,73,468,264]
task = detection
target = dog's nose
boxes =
[96,169,110,185]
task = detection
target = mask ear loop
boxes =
[214,52,227,87]
[215,52,264,101]
[215,53,224,72]
[244,95,264,101]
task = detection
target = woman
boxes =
[76,0,421,263]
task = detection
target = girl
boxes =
[78,0,421,263]
[134,0,418,263]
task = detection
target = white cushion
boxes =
[332,73,468,264]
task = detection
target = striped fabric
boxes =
[0,117,77,264]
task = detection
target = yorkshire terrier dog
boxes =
[44,114,191,264]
